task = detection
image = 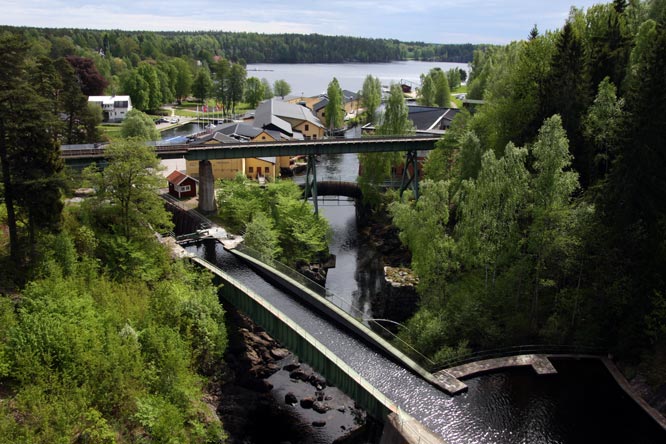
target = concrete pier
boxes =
[197,160,217,214]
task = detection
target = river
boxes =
[245,61,469,97]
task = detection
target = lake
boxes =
[245,60,469,97]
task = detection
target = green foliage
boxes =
[389,180,457,294]
[244,76,265,108]
[377,84,414,136]
[261,78,274,99]
[417,68,451,107]
[119,109,160,141]
[172,58,193,103]
[192,67,213,103]
[273,79,291,99]
[216,177,329,266]
[86,139,172,241]
[360,74,381,123]
[243,211,282,261]
[0,227,228,442]
[325,77,345,131]
[0,31,65,266]
[417,74,436,106]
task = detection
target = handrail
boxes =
[235,244,436,368]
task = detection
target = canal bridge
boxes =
[61,136,438,214]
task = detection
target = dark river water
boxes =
[186,151,666,443]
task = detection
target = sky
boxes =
[1,0,604,44]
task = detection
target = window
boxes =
[178,185,191,192]
[304,124,309,131]
[249,167,254,173]
[265,167,270,173]
[312,134,317,140]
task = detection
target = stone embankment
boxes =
[217,307,374,443]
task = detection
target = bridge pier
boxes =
[303,154,319,215]
[399,150,420,201]
[197,160,217,215]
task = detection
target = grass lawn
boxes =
[99,123,122,142]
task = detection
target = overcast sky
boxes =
[2,0,603,44]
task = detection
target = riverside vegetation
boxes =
[373,0,666,398]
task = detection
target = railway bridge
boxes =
[61,136,439,214]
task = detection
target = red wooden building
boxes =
[166,170,198,199]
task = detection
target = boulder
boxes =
[299,397,314,409]
[284,392,297,405]
[312,401,330,414]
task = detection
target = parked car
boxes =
[155,117,169,124]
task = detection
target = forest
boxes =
[381,0,666,392]
[0,26,481,64]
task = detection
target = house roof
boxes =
[254,99,325,136]
[257,156,276,164]
[342,90,360,101]
[88,95,131,106]
[407,106,460,131]
[167,170,197,186]
[216,122,263,139]
[313,98,328,112]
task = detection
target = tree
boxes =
[54,58,100,144]
[360,74,381,123]
[171,58,192,104]
[120,109,160,141]
[243,211,281,261]
[446,68,462,90]
[417,74,436,106]
[325,77,345,131]
[261,78,274,99]
[120,69,149,111]
[456,142,529,289]
[358,84,413,206]
[377,84,414,135]
[583,77,625,179]
[418,68,451,107]
[64,55,109,96]
[136,63,163,112]
[0,32,64,264]
[527,115,579,325]
[192,67,213,103]
[390,179,457,294]
[431,68,451,107]
[226,63,246,114]
[244,77,265,108]
[541,21,591,186]
[88,140,172,240]
[273,79,291,99]
[212,58,231,111]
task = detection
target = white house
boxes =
[88,95,132,122]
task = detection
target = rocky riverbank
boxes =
[217,305,378,443]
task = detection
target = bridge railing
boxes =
[235,244,437,369]
[433,344,607,372]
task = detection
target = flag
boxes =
[203,105,208,113]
